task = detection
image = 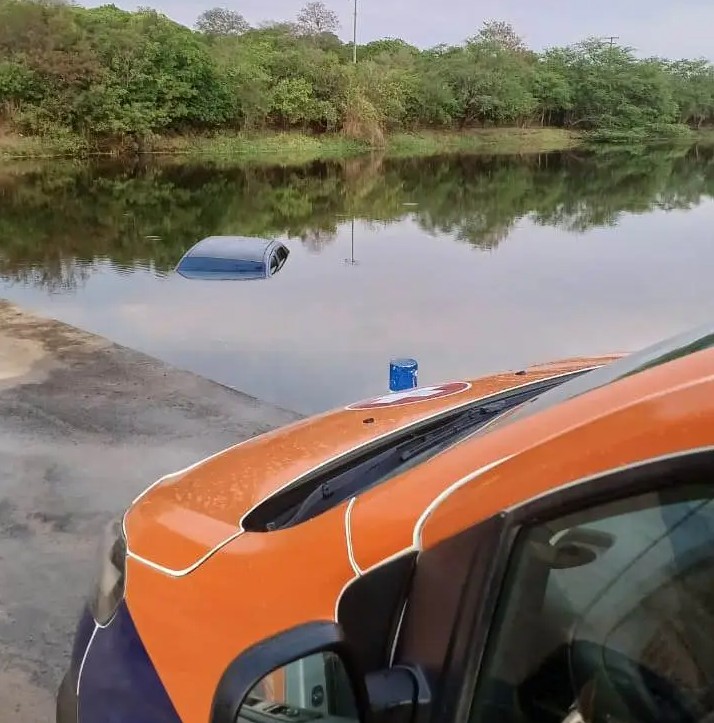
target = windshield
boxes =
[481,323,714,435]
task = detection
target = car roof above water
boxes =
[182,236,278,263]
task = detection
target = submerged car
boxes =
[58,325,714,723]
[176,236,290,281]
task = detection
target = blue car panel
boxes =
[58,603,181,723]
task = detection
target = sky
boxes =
[82,0,714,60]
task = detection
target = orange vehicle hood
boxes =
[123,355,620,574]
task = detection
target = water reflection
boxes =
[2,146,713,289]
[1,146,713,413]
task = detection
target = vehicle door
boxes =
[393,448,714,723]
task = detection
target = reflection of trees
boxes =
[1,144,714,289]
[300,229,337,253]
[0,256,92,293]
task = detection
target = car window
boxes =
[470,483,714,723]
[270,246,289,275]
[270,252,280,274]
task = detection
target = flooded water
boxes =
[1,146,713,414]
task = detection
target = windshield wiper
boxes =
[274,402,510,530]
[400,401,508,462]
[249,369,592,534]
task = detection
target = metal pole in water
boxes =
[352,0,358,64]
[390,358,418,392]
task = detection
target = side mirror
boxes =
[210,622,431,723]
[210,623,370,723]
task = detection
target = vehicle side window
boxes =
[270,246,289,275]
[470,484,714,723]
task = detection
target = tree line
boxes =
[1,0,714,147]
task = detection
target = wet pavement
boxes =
[0,300,298,722]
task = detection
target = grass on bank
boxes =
[386,128,582,156]
[157,132,369,162]
[0,127,90,159]
[0,127,583,163]
[1,126,711,164]
[162,128,584,160]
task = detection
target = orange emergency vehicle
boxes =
[59,324,714,723]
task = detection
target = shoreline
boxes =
[2,127,713,167]
[0,128,584,164]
